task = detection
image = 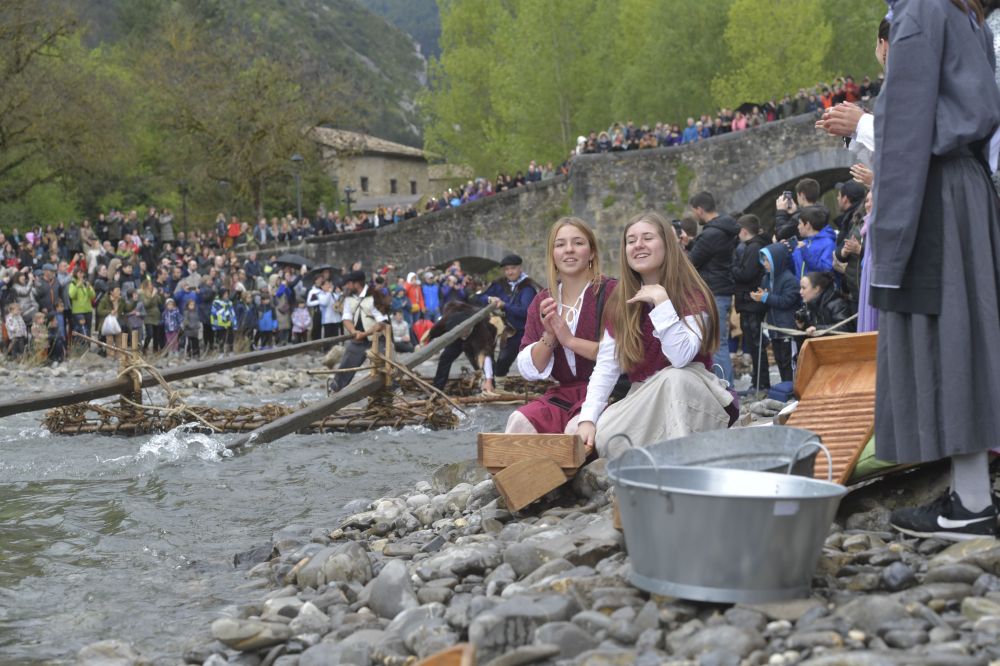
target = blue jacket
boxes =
[478,273,538,335]
[257,305,278,332]
[422,282,441,313]
[172,287,200,313]
[792,226,837,279]
[759,243,801,335]
[681,125,699,143]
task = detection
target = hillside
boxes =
[73,0,427,146]
[360,0,441,59]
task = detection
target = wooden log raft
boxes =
[477,433,585,511]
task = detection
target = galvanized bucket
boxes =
[608,440,845,604]
[639,426,824,477]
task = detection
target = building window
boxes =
[410,180,417,195]
[390,178,398,195]
[360,176,369,193]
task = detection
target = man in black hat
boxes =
[329,270,388,393]
[477,253,539,377]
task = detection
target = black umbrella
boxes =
[274,253,311,268]
[304,264,337,286]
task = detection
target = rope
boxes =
[762,313,859,338]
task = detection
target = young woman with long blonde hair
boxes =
[505,217,616,435]
[575,211,735,457]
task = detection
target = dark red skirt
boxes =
[517,382,589,434]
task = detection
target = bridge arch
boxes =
[723,148,856,215]
[404,239,516,275]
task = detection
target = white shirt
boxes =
[577,299,706,425]
[516,285,584,380]
[307,289,341,324]
[850,113,875,165]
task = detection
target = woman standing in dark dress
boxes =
[873,0,1000,540]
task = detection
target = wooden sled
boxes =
[785,332,877,484]
[477,433,584,511]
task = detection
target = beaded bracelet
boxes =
[540,335,557,349]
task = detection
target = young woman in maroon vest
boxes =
[575,212,735,458]
[505,217,617,440]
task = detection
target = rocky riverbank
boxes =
[73,456,1000,666]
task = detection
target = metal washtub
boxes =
[608,437,846,604]
[639,426,824,477]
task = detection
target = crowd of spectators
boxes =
[0,208,503,365]
[573,74,883,154]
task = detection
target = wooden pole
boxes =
[0,333,352,418]
[226,303,497,449]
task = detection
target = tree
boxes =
[138,11,349,219]
[711,0,833,108]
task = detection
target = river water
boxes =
[0,367,511,664]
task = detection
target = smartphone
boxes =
[782,190,794,202]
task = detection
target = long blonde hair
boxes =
[545,217,600,297]
[608,211,719,372]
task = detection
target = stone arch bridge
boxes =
[289,113,855,278]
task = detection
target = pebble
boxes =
[172,457,1000,666]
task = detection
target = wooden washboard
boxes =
[785,332,877,484]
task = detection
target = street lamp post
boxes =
[343,186,356,216]
[179,181,190,244]
[291,153,304,222]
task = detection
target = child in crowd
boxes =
[390,310,414,353]
[5,303,27,357]
[750,242,800,382]
[210,289,236,354]
[163,298,182,354]
[254,294,278,349]
[126,290,146,345]
[182,299,201,358]
[291,301,311,344]
[30,311,47,358]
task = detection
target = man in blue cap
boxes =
[478,254,539,378]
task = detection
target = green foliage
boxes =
[426,0,883,178]
[602,195,617,210]
[711,0,833,108]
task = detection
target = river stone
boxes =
[744,598,826,623]
[571,459,610,499]
[420,542,502,577]
[503,543,547,579]
[572,648,637,666]
[406,494,430,509]
[833,596,908,632]
[76,639,145,666]
[724,607,768,633]
[297,542,372,588]
[211,618,292,651]
[403,617,459,658]
[342,498,371,514]
[520,558,574,586]
[572,610,613,635]
[431,460,490,494]
[894,582,973,605]
[289,602,331,636]
[534,621,599,659]
[369,559,418,619]
[972,572,1000,596]
[482,644,561,666]
[924,563,985,585]
[881,561,917,592]
[485,562,517,596]
[568,540,620,568]
[961,595,1000,620]
[468,479,500,510]
[676,625,765,659]
[845,507,892,532]
[929,538,1000,569]
[469,594,581,663]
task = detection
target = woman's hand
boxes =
[851,163,873,188]
[546,309,573,345]
[575,421,597,456]
[626,284,668,306]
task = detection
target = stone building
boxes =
[312,128,429,211]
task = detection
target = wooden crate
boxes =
[477,433,584,511]
[785,332,877,484]
[415,643,476,666]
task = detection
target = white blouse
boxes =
[515,284,585,380]
[577,299,706,425]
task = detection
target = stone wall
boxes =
[277,113,855,277]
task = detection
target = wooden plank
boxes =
[487,466,576,479]
[477,433,585,470]
[493,457,568,512]
[414,643,476,666]
[794,333,877,399]
[228,303,498,449]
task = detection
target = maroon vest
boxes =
[607,297,712,383]
[520,278,618,386]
